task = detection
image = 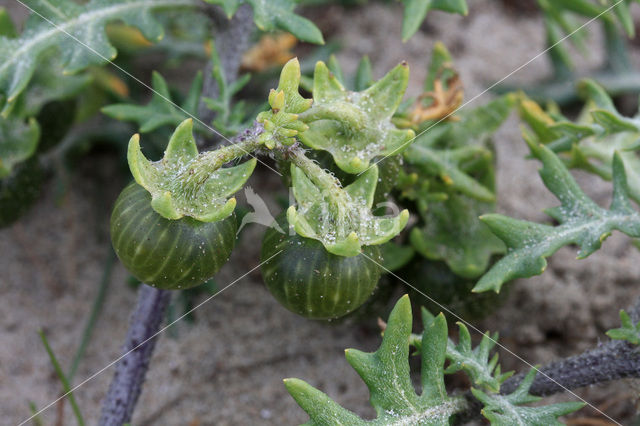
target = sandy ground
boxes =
[2,1,640,424]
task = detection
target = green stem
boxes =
[39,330,85,426]
[195,136,263,171]
[287,145,342,193]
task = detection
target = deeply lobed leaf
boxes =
[284,295,467,425]
[471,369,585,425]
[475,142,640,293]
[287,296,584,425]
[0,0,199,115]
[102,71,202,133]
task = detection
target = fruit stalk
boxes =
[98,285,171,426]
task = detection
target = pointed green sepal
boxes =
[288,164,409,256]
[127,119,256,222]
[299,61,415,174]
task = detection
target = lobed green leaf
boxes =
[285,295,467,425]
[475,143,640,293]
[205,0,324,44]
[0,0,199,115]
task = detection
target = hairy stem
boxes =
[98,285,171,426]
[500,296,640,396]
[198,4,254,145]
[286,145,342,192]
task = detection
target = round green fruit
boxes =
[0,157,44,228]
[260,215,382,320]
[110,183,237,290]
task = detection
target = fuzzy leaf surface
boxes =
[287,164,409,256]
[417,308,511,393]
[284,295,467,425]
[0,0,198,114]
[472,369,584,425]
[475,142,640,293]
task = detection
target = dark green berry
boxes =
[110,182,236,290]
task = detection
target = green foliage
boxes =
[102,71,203,133]
[401,0,468,42]
[38,330,85,426]
[471,369,585,425]
[127,119,257,222]
[519,80,640,204]
[0,0,199,115]
[409,195,505,279]
[444,324,512,393]
[417,308,511,393]
[475,142,640,293]
[379,241,414,271]
[400,43,512,279]
[0,7,17,38]
[298,61,415,174]
[606,309,640,345]
[205,0,324,44]
[0,116,39,178]
[539,0,637,70]
[284,295,467,425]
[286,295,584,425]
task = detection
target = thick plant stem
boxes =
[454,297,640,424]
[500,296,640,396]
[98,285,171,426]
[500,338,640,396]
[198,3,254,144]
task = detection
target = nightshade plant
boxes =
[3,1,640,425]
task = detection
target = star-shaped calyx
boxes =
[287,163,409,257]
[298,61,415,174]
[128,119,256,222]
